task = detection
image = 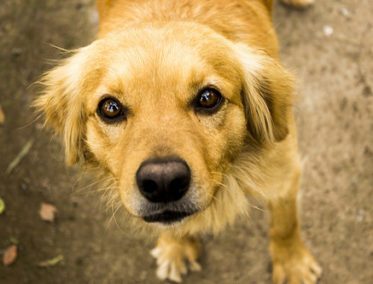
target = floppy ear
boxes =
[233,44,294,143]
[34,52,87,165]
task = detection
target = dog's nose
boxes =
[136,157,191,203]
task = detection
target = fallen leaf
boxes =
[38,254,63,267]
[39,203,57,222]
[9,237,18,245]
[5,139,34,175]
[3,245,17,266]
[0,105,4,125]
[0,197,5,215]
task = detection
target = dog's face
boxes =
[36,23,293,232]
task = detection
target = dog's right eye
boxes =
[97,97,127,123]
[193,87,224,114]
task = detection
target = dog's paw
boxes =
[270,243,321,284]
[280,0,314,8]
[151,236,201,283]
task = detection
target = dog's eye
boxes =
[97,97,127,123]
[194,87,224,113]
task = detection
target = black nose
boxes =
[136,157,191,203]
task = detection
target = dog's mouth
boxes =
[143,210,194,224]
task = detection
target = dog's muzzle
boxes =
[136,157,197,224]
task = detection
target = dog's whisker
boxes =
[249,204,265,213]
[75,177,111,193]
[108,202,123,226]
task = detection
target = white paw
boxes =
[271,244,322,284]
[150,237,201,282]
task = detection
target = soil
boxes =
[0,0,372,283]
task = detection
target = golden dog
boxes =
[35,0,321,283]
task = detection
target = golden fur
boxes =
[35,0,321,283]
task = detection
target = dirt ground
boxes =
[0,0,372,283]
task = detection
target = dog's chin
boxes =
[142,210,196,225]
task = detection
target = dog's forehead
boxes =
[93,27,241,102]
[105,40,207,85]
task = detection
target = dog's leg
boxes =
[151,232,201,283]
[268,171,321,284]
[280,0,314,8]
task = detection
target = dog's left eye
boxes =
[97,97,127,123]
[194,87,224,114]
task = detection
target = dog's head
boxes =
[35,23,293,233]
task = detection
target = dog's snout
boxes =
[136,157,191,203]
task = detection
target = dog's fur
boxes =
[35,0,321,283]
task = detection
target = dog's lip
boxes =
[143,210,194,224]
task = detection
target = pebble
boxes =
[323,25,334,37]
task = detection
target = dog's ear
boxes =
[233,44,294,143]
[34,52,88,165]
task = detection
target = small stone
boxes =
[323,25,334,37]
[340,7,350,18]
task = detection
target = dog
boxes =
[35,0,321,283]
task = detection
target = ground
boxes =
[0,0,372,283]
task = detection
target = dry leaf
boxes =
[0,197,5,215]
[0,105,4,125]
[5,139,33,175]
[38,254,64,267]
[39,203,57,222]
[9,237,18,245]
[3,245,17,266]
